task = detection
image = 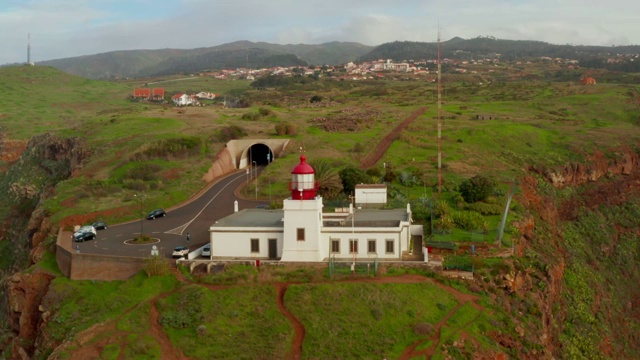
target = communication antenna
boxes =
[27,33,31,64]
[437,28,443,194]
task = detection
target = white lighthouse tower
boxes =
[280,154,325,261]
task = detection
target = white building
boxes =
[209,155,423,262]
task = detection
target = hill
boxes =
[37,41,373,79]
[360,37,640,72]
[1,65,640,358]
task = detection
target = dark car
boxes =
[146,209,167,220]
[92,221,108,230]
[74,231,96,242]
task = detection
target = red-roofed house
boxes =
[152,88,165,100]
[133,88,151,98]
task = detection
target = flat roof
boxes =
[211,209,284,228]
[211,208,410,229]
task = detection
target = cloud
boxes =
[0,0,638,65]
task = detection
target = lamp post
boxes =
[134,194,145,238]
[253,161,258,199]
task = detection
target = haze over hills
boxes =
[33,37,640,79]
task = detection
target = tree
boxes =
[310,159,342,199]
[339,166,371,195]
[458,175,496,203]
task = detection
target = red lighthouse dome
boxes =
[290,154,318,200]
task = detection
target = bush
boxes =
[258,107,272,116]
[451,210,486,230]
[459,175,496,203]
[275,122,297,136]
[241,112,260,121]
[310,95,323,103]
[216,125,247,142]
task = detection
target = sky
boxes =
[1,0,638,65]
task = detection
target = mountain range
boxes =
[35,37,640,80]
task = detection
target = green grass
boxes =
[285,282,458,359]
[156,284,292,359]
[43,272,180,342]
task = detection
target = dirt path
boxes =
[57,273,484,359]
[360,107,427,169]
[275,283,305,360]
[149,296,189,360]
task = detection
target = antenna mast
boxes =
[27,33,31,64]
[437,29,443,194]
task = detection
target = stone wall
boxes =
[56,229,145,281]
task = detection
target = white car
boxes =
[172,246,190,258]
[73,225,96,238]
[202,244,211,257]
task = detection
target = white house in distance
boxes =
[208,155,424,262]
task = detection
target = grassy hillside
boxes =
[1,63,640,358]
[38,41,373,79]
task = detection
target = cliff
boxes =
[0,133,90,358]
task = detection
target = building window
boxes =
[385,239,394,254]
[368,239,376,254]
[251,238,259,253]
[331,239,340,253]
[349,239,358,254]
[297,228,305,241]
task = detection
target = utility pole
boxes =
[437,28,443,195]
[134,194,145,238]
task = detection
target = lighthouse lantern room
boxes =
[289,154,318,200]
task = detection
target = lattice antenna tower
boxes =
[437,28,443,194]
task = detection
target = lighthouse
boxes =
[281,154,325,261]
[289,154,318,200]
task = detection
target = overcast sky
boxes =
[1,0,638,65]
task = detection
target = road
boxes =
[73,168,266,258]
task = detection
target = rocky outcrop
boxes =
[535,146,639,187]
[6,272,55,359]
[0,133,91,359]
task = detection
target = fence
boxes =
[328,257,378,278]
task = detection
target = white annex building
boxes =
[208,155,424,262]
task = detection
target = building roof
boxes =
[323,208,409,228]
[210,208,410,230]
[211,209,284,228]
[291,154,314,174]
[355,184,387,189]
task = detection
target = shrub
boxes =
[451,210,488,230]
[275,122,297,136]
[310,95,323,103]
[459,175,496,203]
[241,112,260,121]
[258,107,272,116]
[216,125,247,142]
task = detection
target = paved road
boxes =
[73,168,267,258]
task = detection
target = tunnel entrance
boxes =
[248,143,273,166]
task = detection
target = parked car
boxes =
[202,244,211,257]
[147,209,167,220]
[74,231,96,242]
[73,225,96,238]
[172,246,189,258]
[92,221,108,230]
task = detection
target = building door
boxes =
[268,239,277,259]
[412,235,423,254]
